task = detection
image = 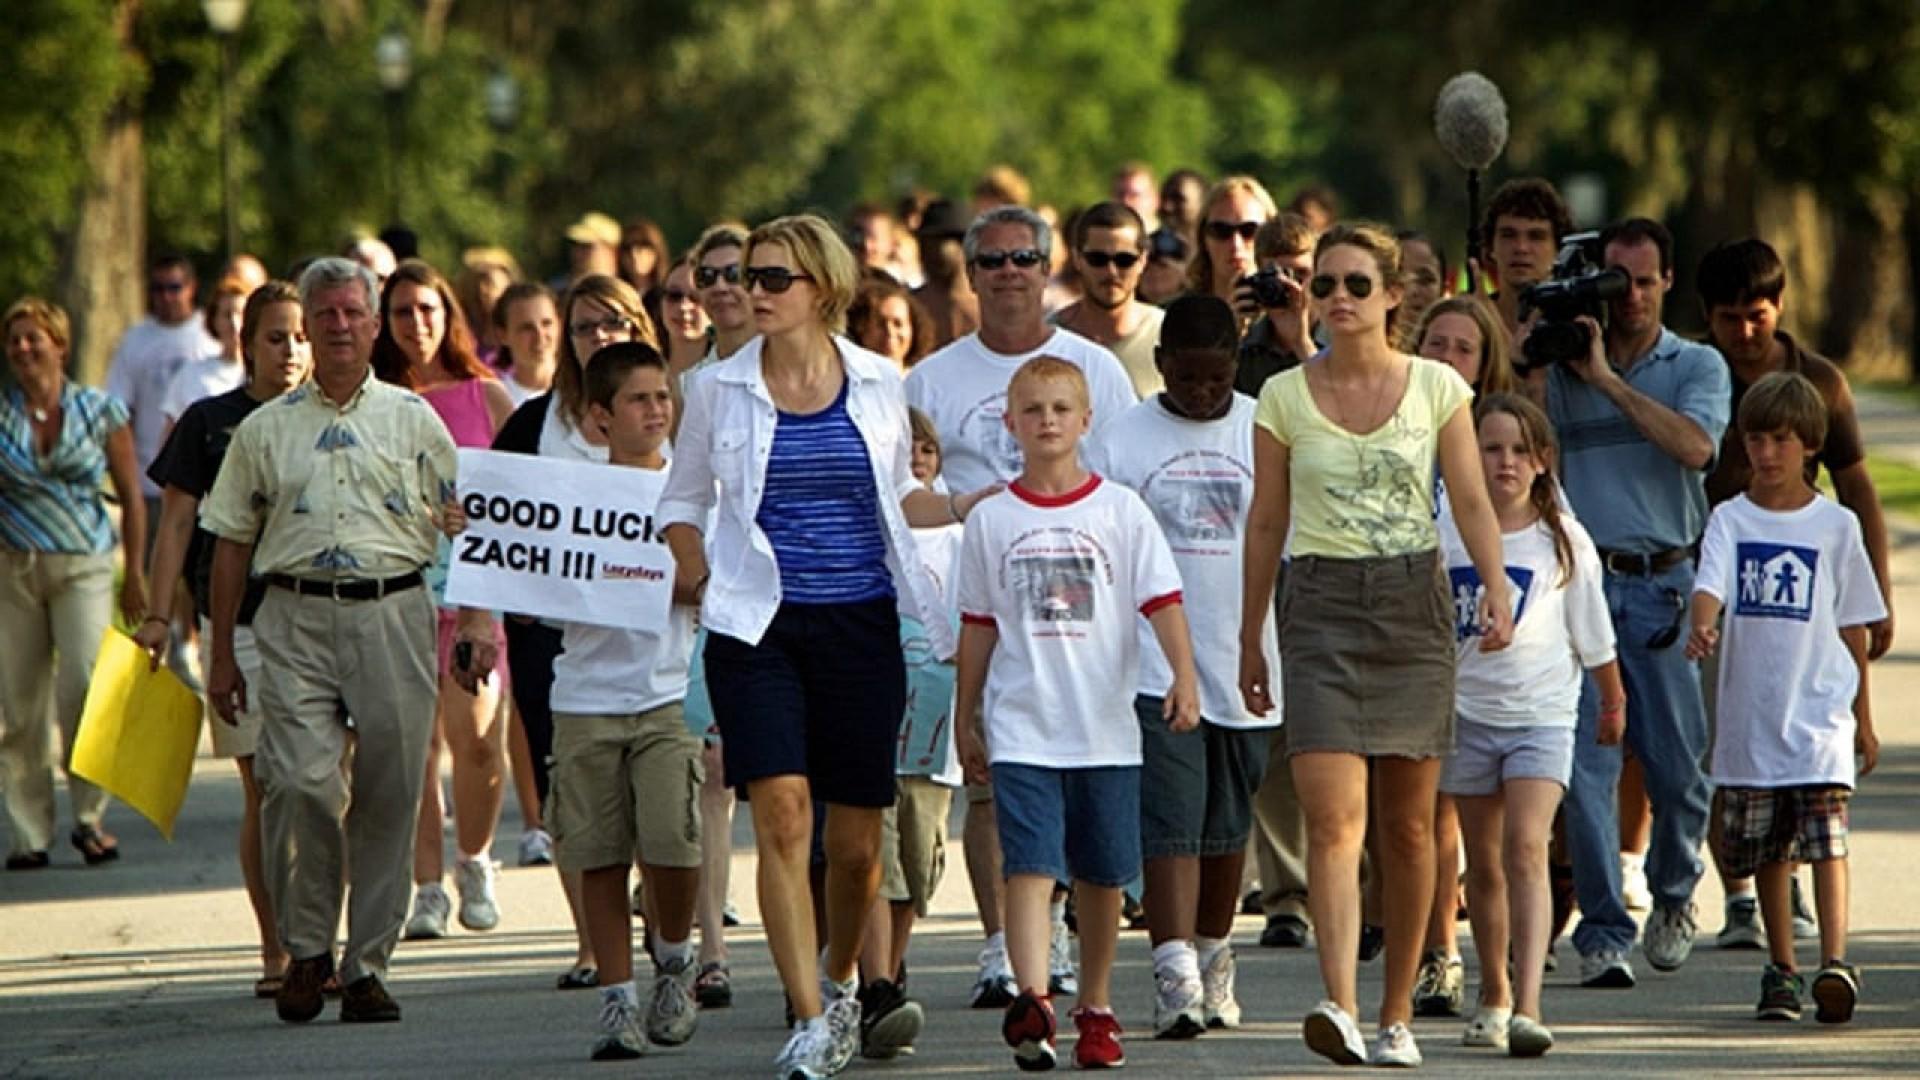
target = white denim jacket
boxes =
[658,335,955,656]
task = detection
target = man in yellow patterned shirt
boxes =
[202,257,458,1026]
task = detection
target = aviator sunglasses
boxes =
[1309,273,1378,300]
[972,248,1045,270]
[1079,250,1141,270]
[695,264,742,288]
[744,266,815,293]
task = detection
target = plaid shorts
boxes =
[1712,784,1851,879]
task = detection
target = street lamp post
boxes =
[374,27,413,225]
[202,0,248,262]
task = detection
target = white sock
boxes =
[604,978,639,1005]
[1152,939,1199,981]
[824,972,857,1001]
[1195,935,1229,968]
[1726,883,1757,901]
[1050,899,1067,927]
[986,929,1006,952]
[655,936,693,969]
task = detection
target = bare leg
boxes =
[859,895,893,982]
[413,720,447,886]
[582,864,635,984]
[695,743,734,966]
[1005,874,1057,995]
[1757,860,1797,970]
[821,804,884,985]
[439,673,505,861]
[235,756,288,978]
[1197,850,1247,940]
[1503,780,1561,1020]
[1073,882,1122,1009]
[1425,793,1461,956]
[750,776,824,1019]
[1618,754,1651,857]
[1810,857,1849,964]
[560,867,594,968]
[505,697,541,834]
[1291,752,1369,1015]
[1144,854,1199,947]
[1373,756,1444,1029]
[888,902,916,979]
[965,796,1006,937]
[1457,793,1511,1009]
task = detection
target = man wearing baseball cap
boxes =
[565,212,622,284]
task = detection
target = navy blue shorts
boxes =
[992,762,1142,888]
[705,597,906,808]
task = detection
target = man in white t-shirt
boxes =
[904,203,1138,1006]
[1085,294,1279,1039]
[1050,202,1167,399]
[906,205,1138,494]
[107,254,221,538]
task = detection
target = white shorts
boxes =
[1439,717,1573,797]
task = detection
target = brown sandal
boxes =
[254,975,285,999]
[71,825,119,865]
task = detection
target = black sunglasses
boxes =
[973,248,1045,270]
[1645,587,1687,649]
[744,266,814,294]
[662,288,697,304]
[1079,250,1141,270]
[695,264,741,288]
[1309,273,1377,300]
[149,281,187,294]
[1204,220,1261,242]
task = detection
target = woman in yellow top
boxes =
[1238,222,1514,1068]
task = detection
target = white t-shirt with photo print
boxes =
[904,328,1138,494]
[1695,493,1885,788]
[1441,512,1615,729]
[956,475,1183,768]
[1088,393,1279,729]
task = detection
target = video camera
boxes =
[1517,232,1629,370]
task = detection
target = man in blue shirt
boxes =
[1536,218,1730,989]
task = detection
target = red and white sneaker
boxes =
[1003,990,1058,1071]
[1071,1006,1126,1069]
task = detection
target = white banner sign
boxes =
[444,448,676,632]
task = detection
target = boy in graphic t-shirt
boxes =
[1085,295,1281,1040]
[956,356,1201,1071]
[1686,371,1884,1026]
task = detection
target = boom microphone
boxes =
[1434,72,1509,171]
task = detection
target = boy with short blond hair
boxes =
[956,356,1202,1071]
[1687,370,1884,1025]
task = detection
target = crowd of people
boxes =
[0,160,1895,1077]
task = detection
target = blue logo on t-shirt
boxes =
[1449,565,1533,640]
[1734,542,1817,622]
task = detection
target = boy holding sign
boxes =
[461,342,704,1060]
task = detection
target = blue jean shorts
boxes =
[1136,696,1269,859]
[1439,716,1574,797]
[991,762,1141,888]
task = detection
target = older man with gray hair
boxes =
[904,204,1136,1008]
[203,257,459,1025]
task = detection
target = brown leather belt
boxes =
[266,570,424,601]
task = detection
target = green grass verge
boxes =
[1866,453,1920,520]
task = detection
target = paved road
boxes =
[5,508,1920,1078]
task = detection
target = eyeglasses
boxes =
[149,281,187,294]
[743,266,814,294]
[972,249,1045,270]
[569,315,635,338]
[1309,273,1377,300]
[1203,221,1261,242]
[663,288,698,304]
[695,264,742,288]
[1079,250,1141,270]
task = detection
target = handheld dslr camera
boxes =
[1242,265,1301,309]
[1517,232,1629,371]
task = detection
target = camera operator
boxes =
[1484,179,1573,338]
[1534,217,1729,989]
[1232,213,1316,398]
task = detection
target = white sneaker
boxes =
[592,984,646,1060]
[1620,852,1653,911]
[775,1019,833,1080]
[1302,1000,1366,1065]
[403,882,450,940]
[1718,895,1766,949]
[1507,1013,1554,1058]
[1643,902,1697,972]
[1048,919,1078,997]
[1370,1021,1422,1067]
[647,955,699,1046]
[1200,945,1242,1029]
[454,855,500,931]
[1152,967,1205,1039]
[1578,948,1636,988]
[970,940,1017,1008]
[517,828,553,867]
[821,986,862,1076]
[1463,1005,1512,1048]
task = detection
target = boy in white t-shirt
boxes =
[1687,371,1884,1025]
[956,356,1201,1071]
[545,344,706,1059]
[1086,294,1280,1040]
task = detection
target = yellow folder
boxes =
[69,628,205,840]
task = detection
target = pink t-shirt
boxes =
[423,377,496,449]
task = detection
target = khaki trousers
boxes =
[1250,722,1311,919]
[0,549,114,856]
[252,583,436,984]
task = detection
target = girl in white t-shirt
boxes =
[1439,394,1624,1058]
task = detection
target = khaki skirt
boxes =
[1278,549,1454,759]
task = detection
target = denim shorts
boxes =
[1438,717,1574,797]
[991,762,1141,888]
[1136,696,1269,859]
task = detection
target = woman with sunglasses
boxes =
[660,213,994,1080]
[1186,176,1278,316]
[1238,223,1514,1068]
[691,224,757,376]
[651,257,711,381]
